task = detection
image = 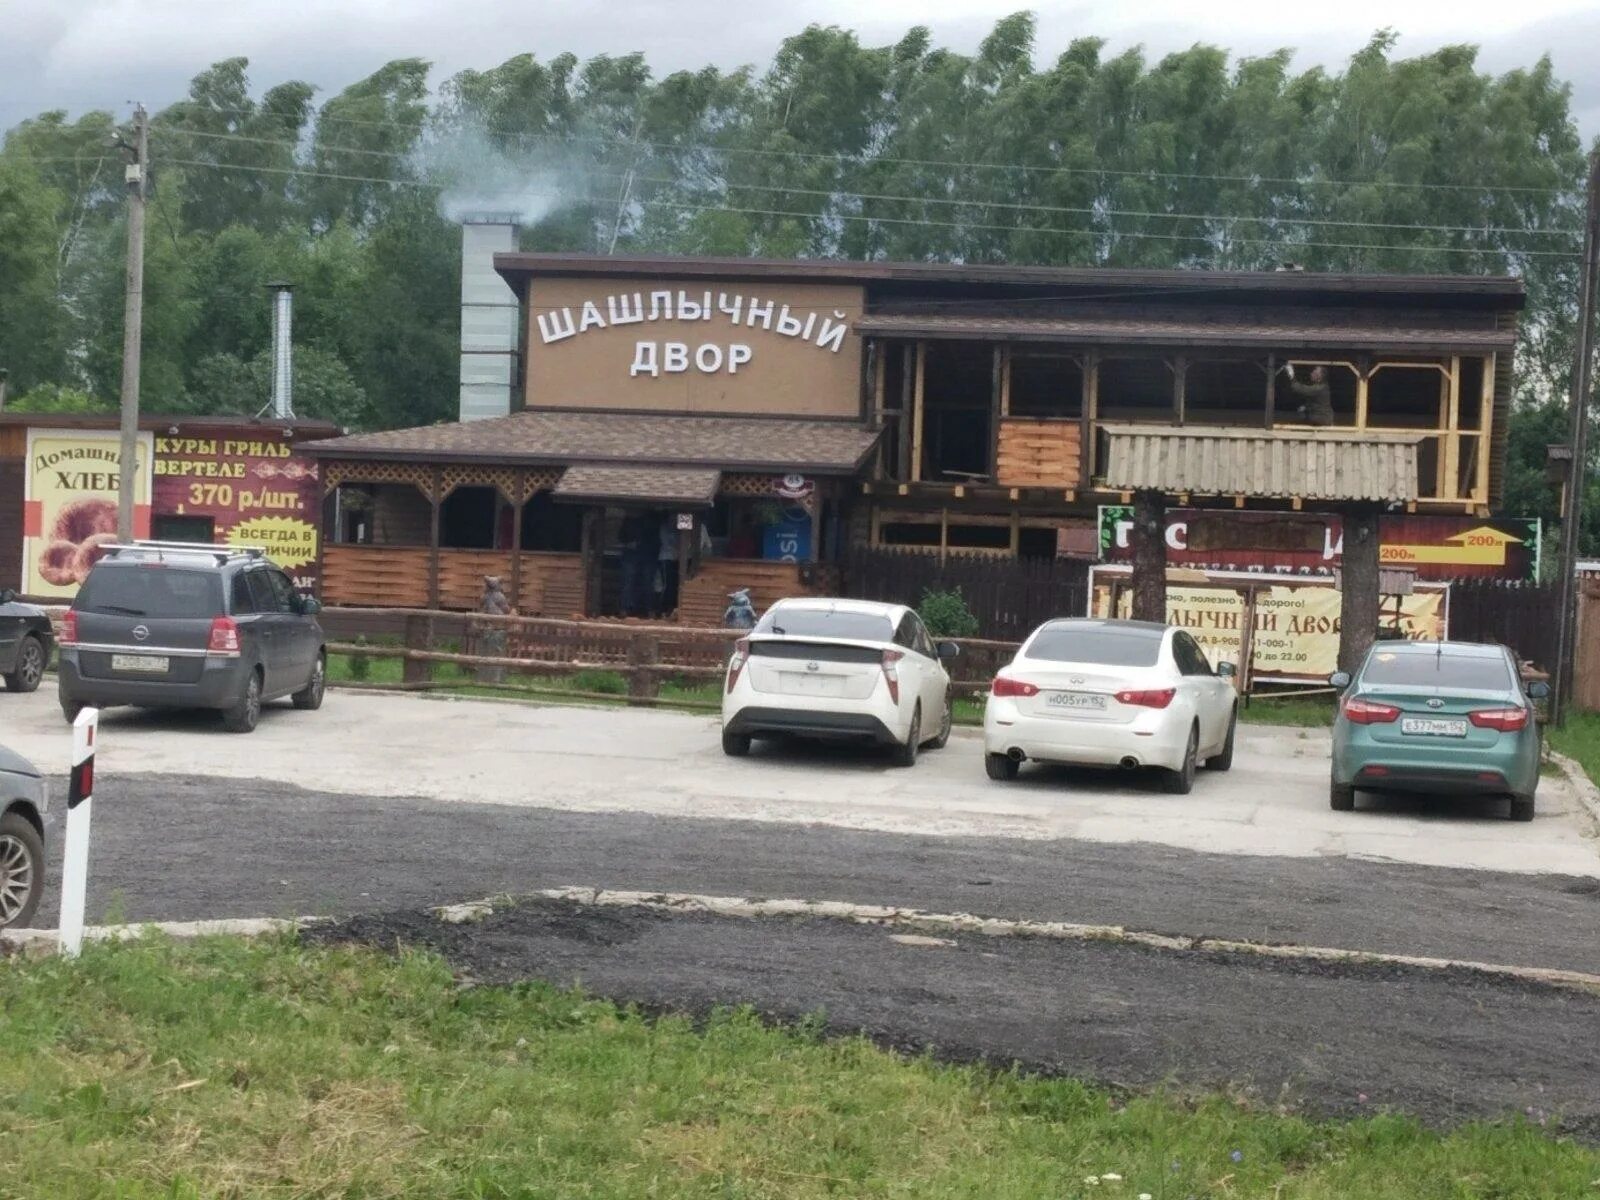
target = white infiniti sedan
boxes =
[721,597,957,767]
[983,618,1238,794]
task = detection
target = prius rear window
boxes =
[1027,625,1163,667]
[757,609,894,642]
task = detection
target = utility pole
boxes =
[1552,149,1600,726]
[115,103,149,543]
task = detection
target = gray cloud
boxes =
[2,0,1595,144]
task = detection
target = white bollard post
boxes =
[59,707,98,958]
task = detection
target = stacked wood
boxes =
[995,418,1081,488]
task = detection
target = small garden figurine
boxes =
[478,575,511,683]
[723,588,757,629]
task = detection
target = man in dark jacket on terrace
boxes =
[1284,363,1334,426]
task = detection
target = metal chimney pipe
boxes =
[266,281,294,419]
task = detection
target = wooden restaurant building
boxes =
[304,235,1525,621]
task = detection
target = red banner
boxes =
[152,430,322,592]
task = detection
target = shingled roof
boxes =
[304,410,881,475]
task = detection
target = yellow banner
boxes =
[22,429,153,597]
[1093,582,1446,681]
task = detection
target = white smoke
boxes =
[419,120,601,226]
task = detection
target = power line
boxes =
[136,129,1583,240]
[179,102,1579,199]
[150,156,1582,259]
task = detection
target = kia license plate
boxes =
[1400,716,1467,738]
[1046,690,1106,711]
[111,654,169,674]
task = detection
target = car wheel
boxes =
[926,695,953,750]
[985,752,1019,781]
[892,704,922,768]
[1161,725,1198,794]
[1205,708,1237,771]
[0,811,45,930]
[222,669,263,734]
[721,729,751,757]
[1509,794,1535,822]
[1330,780,1356,812]
[292,653,326,711]
[3,635,46,694]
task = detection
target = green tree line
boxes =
[0,16,1595,546]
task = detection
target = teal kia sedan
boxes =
[1330,641,1550,822]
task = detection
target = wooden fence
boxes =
[1444,578,1562,675]
[837,546,1090,641]
[322,606,1018,704]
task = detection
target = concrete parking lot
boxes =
[5,687,1597,876]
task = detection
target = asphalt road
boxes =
[313,897,1600,1135]
[28,772,1600,974]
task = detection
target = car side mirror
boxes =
[1526,680,1551,700]
[0,588,13,604]
[299,597,322,615]
[1329,671,1352,690]
[936,640,960,660]
[1217,661,1237,678]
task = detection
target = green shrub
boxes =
[569,669,628,695]
[918,587,981,639]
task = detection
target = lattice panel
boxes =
[720,473,779,497]
[440,465,521,503]
[323,460,436,499]
[522,468,561,501]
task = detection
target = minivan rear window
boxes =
[75,566,224,618]
[756,608,894,643]
[1027,624,1163,667]
[1361,651,1513,691]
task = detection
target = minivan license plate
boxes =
[1046,691,1106,711]
[1400,716,1466,738]
[111,654,169,674]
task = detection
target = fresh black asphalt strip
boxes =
[308,895,1600,1136]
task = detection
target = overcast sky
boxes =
[3,0,1598,142]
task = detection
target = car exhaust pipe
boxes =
[1007,747,1026,763]
[1119,756,1139,770]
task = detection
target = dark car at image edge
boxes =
[0,588,55,695]
[0,744,48,930]
[57,541,327,734]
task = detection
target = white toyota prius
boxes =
[983,618,1238,793]
[720,597,958,766]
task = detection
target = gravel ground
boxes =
[311,897,1600,1136]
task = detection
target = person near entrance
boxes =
[1284,363,1334,426]
[656,512,681,618]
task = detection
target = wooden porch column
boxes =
[580,509,602,619]
[911,341,927,483]
[1442,355,1462,500]
[1355,358,1370,430]
[989,346,1004,483]
[1173,354,1188,426]
[1082,351,1099,481]
[1477,353,1496,502]
[872,341,888,480]
[898,344,913,481]
[510,470,526,612]
[427,466,442,610]
[1264,353,1276,429]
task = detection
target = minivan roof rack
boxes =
[100,540,267,565]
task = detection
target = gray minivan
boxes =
[58,542,326,733]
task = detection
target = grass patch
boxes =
[1240,694,1337,728]
[1548,709,1600,788]
[0,934,1593,1198]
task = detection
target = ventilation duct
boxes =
[266,281,294,419]
[459,217,521,421]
